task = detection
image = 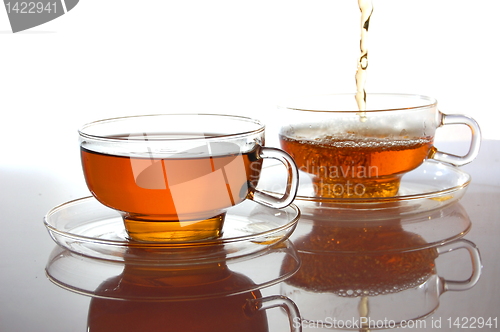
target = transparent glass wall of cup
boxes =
[79,114,299,242]
[278,93,481,199]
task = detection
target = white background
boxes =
[1,0,499,190]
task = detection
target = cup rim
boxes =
[78,113,265,142]
[282,93,438,113]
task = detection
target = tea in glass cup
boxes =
[279,93,481,198]
[79,114,299,242]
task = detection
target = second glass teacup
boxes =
[79,114,299,242]
[279,93,481,198]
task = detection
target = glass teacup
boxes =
[79,114,299,242]
[279,93,481,198]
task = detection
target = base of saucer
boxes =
[259,160,470,215]
[43,197,300,262]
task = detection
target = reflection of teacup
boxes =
[280,207,482,329]
[87,261,274,331]
[46,243,302,332]
[279,93,481,198]
[79,114,299,242]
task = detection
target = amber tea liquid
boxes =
[81,136,262,241]
[280,131,433,198]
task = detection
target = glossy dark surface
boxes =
[1,140,498,331]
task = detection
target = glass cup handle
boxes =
[245,295,302,332]
[436,239,482,292]
[250,147,299,209]
[431,113,481,166]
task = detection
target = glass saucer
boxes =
[259,160,471,216]
[45,240,300,301]
[44,197,300,263]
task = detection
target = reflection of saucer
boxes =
[260,160,470,214]
[289,201,471,253]
[45,240,300,301]
[44,197,300,262]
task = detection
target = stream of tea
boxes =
[357,1,373,331]
[355,0,373,121]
